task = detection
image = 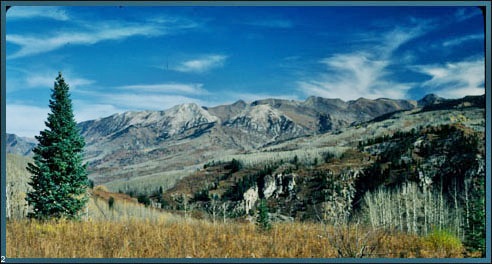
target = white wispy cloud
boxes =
[147,15,201,30]
[298,52,413,101]
[229,92,300,104]
[7,23,162,59]
[443,33,483,47]
[7,68,95,93]
[172,55,228,73]
[245,19,293,29]
[7,102,124,137]
[25,72,94,90]
[7,94,208,137]
[7,12,202,59]
[74,80,213,114]
[411,57,484,99]
[73,102,125,122]
[103,94,206,111]
[297,24,425,101]
[118,83,209,95]
[454,7,482,22]
[7,6,69,21]
[6,104,49,138]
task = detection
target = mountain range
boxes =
[6,93,484,187]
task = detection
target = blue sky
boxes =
[5,5,485,137]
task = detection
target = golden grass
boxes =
[6,219,464,259]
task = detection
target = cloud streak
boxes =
[411,57,484,98]
[118,83,209,95]
[73,102,125,123]
[7,6,69,21]
[443,34,483,47]
[298,52,413,101]
[245,19,293,29]
[297,24,426,101]
[7,13,202,59]
[454,7,482,22]
[7,23,162,59]
[75,80,214,114]
[106,94,206,111]
[6,104,49,138]
[7,68,95,93]
[25,72,94,90]
[172,55,228,73]
[228,92,300,104]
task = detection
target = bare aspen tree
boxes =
[184,195,188,221]
[222,202,227,224]
[85,192,90,221]
[430,190,437,230]
[212,200,217,226]
[412,185,418,234]
[439,177,444,230]
[363,181,459,236]
[397,193,403,232]
[6,184,11,220]
[463,176,470,230]
[386,190,392,228]
[404,183,411,233]
[364,191,376,229]
[451,178,462,239]
[423,191,428,235]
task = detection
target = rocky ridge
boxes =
[75,95,418,184]
[6,94,485,189]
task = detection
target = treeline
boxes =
[354,124,485,255]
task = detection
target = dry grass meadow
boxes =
[7,217,465,259]
[5,154,470,260]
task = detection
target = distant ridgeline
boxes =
[7,93,485,189]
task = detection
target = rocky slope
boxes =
[7,94,484,189]
[158,103,485,228]
[75,95,417,184]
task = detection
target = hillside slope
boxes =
[7,94,484,194]
[77,95,417,186]
[155,98,485,238]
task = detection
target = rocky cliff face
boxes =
[241,172,297,214]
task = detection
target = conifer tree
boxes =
[464,174,485,256]
[256,199,271,231]
[26,72,89,220]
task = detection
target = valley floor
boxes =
[6,218,466,259]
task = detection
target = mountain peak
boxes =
[164,102,218,136]
[232,99,247,107]
[168,102,201,111]
[418,94,444,107]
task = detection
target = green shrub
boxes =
[420,229,464,257]
[137,194,151,207]
[192,189,210,202]
[108,197,115,210]
[225,159,243,173]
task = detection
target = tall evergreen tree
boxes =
[464,174,486,256]
[256,199,271,231]
[26,72,89,220]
